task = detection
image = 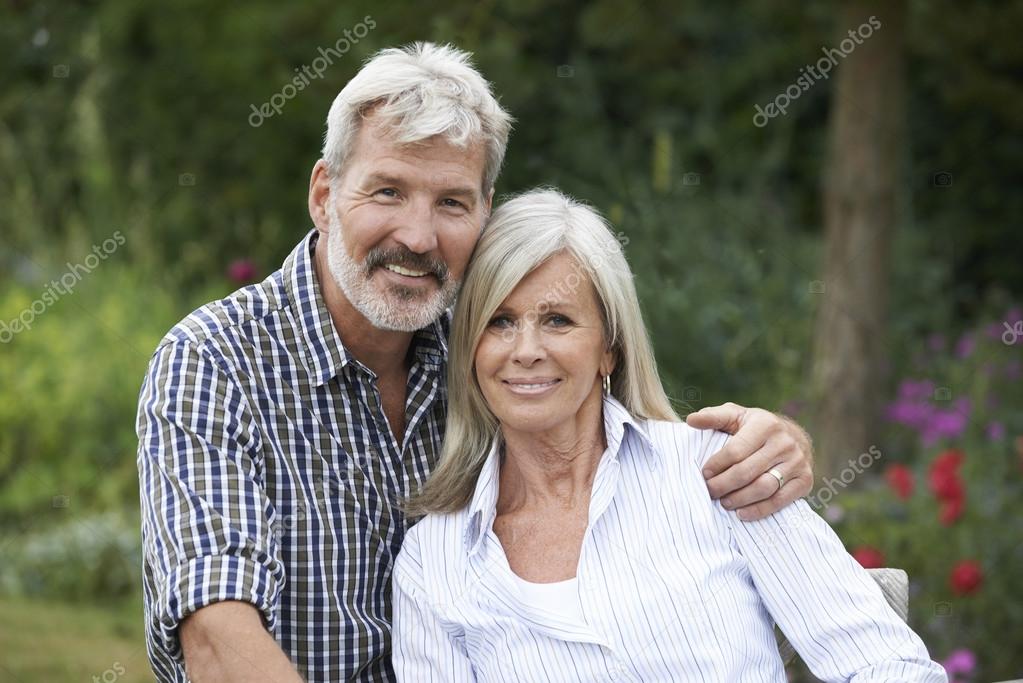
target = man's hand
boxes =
[687,402,813,521]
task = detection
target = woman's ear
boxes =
[599,348,616,379]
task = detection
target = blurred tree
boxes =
[811,0,906,477]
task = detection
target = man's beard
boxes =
[325,207,459,332]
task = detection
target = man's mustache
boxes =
[364,247,449,282]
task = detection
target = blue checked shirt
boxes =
[392,397,946,682]
[137,229,447,682]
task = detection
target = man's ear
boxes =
[308,160,333,233]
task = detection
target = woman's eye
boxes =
[376,188,399,198]
[488,316,514,329]
[546,314,572,327]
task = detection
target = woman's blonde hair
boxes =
[405,188,678,517]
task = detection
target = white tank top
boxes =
[510,572,585,623]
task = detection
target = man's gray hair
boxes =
[322,42,513,193]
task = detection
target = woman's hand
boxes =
[686,403,813,521]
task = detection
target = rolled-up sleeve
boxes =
[392,525,476,682]
[698,429,947,682]
[137,340,284,676]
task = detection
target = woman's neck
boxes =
[496,396,607,515]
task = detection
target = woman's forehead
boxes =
[498,253,597,311]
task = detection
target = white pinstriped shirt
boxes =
[392,397,946,682]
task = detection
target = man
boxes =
[137,42,814,682]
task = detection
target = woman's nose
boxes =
[510,321,546,366]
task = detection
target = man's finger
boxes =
[735,472,810,521]
[701,420,771,480]
[712,445,787,504]
[686,403,745,433]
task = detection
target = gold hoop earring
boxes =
[602,374,612,396]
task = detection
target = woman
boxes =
[392,189,946,681]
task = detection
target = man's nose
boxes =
[391,197,439,255]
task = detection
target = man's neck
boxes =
[313,238,414,379]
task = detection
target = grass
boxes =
[0,596,153,682]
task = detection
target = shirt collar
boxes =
[285,229,450,387]
[463,395,656,557]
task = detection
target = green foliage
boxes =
[0,265,221,525]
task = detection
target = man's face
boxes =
[325,116,490,332]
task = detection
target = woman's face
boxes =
[474,251,614,437]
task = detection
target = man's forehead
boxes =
[352,115,487,186]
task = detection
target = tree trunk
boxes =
[811,1,906,479]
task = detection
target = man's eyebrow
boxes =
[437,185,479,204]
[362,172,405,188]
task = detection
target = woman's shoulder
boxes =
[396,508,473,587]
[640,418,731,469]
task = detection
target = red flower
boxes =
[227,259,258,284]
[939,496,965,526]
[928,449,965,500]
[949,560,983,595]
[852,546,886,569]
[884,464,914,500]
[932,448,964,474]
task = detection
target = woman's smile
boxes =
[501,377,562,396]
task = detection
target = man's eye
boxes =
[441,198,466,209]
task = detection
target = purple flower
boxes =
[955,333,975,359]
[985,322,1004,340]
[941,648,976,675]
[1006,360,1022,380]
[987,421,1006,441]
[897,379,935,401]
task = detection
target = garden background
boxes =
[1,0,1021,681]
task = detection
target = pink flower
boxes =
[942,648,977,676]
[227,259,258,284]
